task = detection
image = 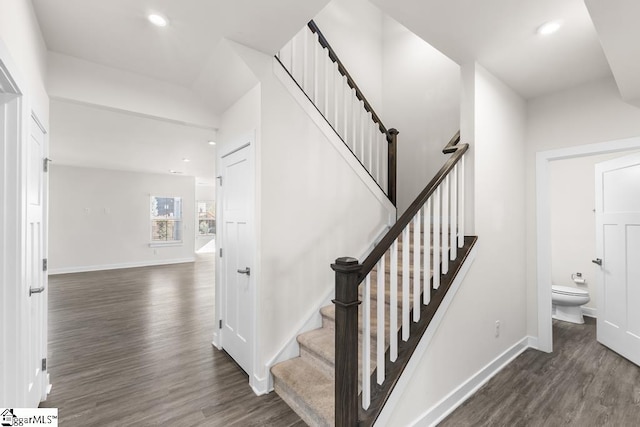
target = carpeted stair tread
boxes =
[271,357,334,427]
[272,223,458,425]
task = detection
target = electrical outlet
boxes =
[495,320,501,338]
[153,249,158,255]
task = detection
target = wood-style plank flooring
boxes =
[440,317,640,426]
[40,254,305,427]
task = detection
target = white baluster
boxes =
[359,104,364,163]
[377,256,385,385]
[442,176,449,275]
[459,156,465,248]
[450,165,458,261]
[382,132,388,193]
[362,273,371,410]
[376,132,383,190]
[343,77,350,146]
[323,50,330,117]
[351,92,358,154]
[312,33,319,104]
[433,186,441,290]
[366,114,374,173]
[423,198,431,305]
[302,29,309,94]
[413,210,421,322]
[370,129,380,182]
[390,239,398,362]
[402,226,410,341]
[333,64,340,130]
[289,36,296,79]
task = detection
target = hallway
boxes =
[40,255,304,426]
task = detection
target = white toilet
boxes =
[552,285,590,324]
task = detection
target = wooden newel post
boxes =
[331,256,362,427]
[387,128,399,207]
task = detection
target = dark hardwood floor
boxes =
[440,317,640,427]
[40,254,305,427]
[42,256,640,426]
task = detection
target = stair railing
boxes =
[332,131,476,426]
[276,20,398,205]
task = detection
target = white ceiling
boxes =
[584,0,640,107]
[50,100,218,184]
[32,0,329,182]
[32,0,635,182]
[371,0,613,99]
[32,0,328,90]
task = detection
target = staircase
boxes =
[271,230,423,426]
[271,20,477,427]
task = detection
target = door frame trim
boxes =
[213,131,258,392]
[0,42,24,407]
[536,136,640,352]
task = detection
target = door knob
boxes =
[592,258,602,266]
[237,267,251,276]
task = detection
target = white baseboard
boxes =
[408,335,535,427]
[48,257,196,275]
[582,306,597,318]
[250,287,336,396]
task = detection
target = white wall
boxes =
[525,77,640,335]
[314,0,384,113]
[47,52,219,129]
[386,64,527,426]
[382,17,461,212]
[0,0,48,123]
[257,62,393,381]
[219,42,394,388]
[315,1,462,213]
[49,165,196,273]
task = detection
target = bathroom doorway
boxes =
[536,137,640,352]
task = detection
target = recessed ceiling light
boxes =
[182,158,190,162]
[169,169,183,174]
[208,140,216,146]
[148,14,168,27]
[536,20,562,36]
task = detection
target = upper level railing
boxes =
[332,131,476,426]
[276,20,397,205]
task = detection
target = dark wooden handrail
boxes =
[284,20,397,206]
[308,20,389,137]
[359,132,466,280]
[332,130,468,426]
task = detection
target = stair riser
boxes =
[273,380,331,427]
[298,335,382,383]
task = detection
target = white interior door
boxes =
[219,143,253,374]
[595,152,640,366]
[23,115,48,405]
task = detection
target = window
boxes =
[197,200,215,236]
[150,196,182,243]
